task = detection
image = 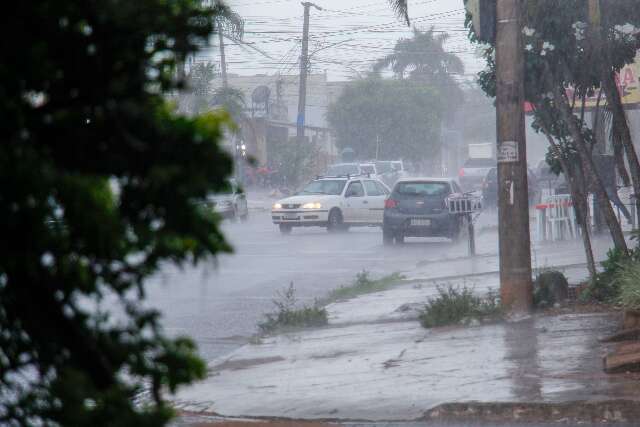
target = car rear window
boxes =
[463,158,495,168]
[394,182,451,197]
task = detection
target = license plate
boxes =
[411,218,431,226]
[283,214,299,220]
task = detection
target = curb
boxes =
[403,261,590,284]
[423,400,640,424]
[180,400,640,425]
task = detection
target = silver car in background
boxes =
[458,157,496,192]
[206,178,249,221]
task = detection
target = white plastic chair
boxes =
[545,194,575,240]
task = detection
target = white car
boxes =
[271,176,391,234]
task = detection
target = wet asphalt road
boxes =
[144,210,481,360]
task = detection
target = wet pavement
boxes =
[142,192,640,424]
[143,208,498,360]
[175,417,636,426]
[144,202,615,361]
[171,303,640,421]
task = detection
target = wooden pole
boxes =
[495,0,533,314]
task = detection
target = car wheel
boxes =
[279,224,292,234]
[395,232,405,244]
[327,209,343,233]
[383,226,394,246]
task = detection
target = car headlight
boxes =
[272,203,282,209]
[302,202,322,209]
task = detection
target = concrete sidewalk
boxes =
[171,232,640,424]
[172,282,640,423]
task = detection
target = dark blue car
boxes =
[383,178,464,245]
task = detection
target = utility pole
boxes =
[495,0,532,314]
[217,22,228,88]
[297,2,322,142]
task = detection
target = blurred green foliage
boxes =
[0,0,234,425]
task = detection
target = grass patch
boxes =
[617,261,640,310]
[322,270,405,304]
[258,283,328,335]
[419,285,502,328]
[581,231,640,303]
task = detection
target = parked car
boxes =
[206,178,248,221]
[390,160,406,174]
[271,176,390,234]
[359,162,379,177]
[376,160,407,188]
[482,167,539,207]
[326,162,362,176]
[459,157,496,192]
[383,178,465,245]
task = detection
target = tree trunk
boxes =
[536,107,597,282]
[612,124,631,187]
[547,69,628,252]
[602,69,640,226]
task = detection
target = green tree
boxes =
[211,86,247,126]
[188,61,218,114]
[327,77,442,164]
[468,0,640,271]
[374,28,464,117]
[268,136,320,188]
[1,1,234,425]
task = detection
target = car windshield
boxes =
[395,181,450,197]
[299,180,346,195]
[375,161,392,173]
[464,158,495,168]
[360,165,375,174]
[327,164,359,176]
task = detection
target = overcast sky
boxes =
[194,0,485,82]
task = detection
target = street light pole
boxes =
[495,0,533,314]
[296,2,322,142]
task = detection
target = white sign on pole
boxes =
[498,140,518,163]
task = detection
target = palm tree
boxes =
[211,86,246,126]
[374,28,465,116]
[211,1,244,88]
[388,0,409,24]
[374,28,464,81]
[187,61,217,114]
